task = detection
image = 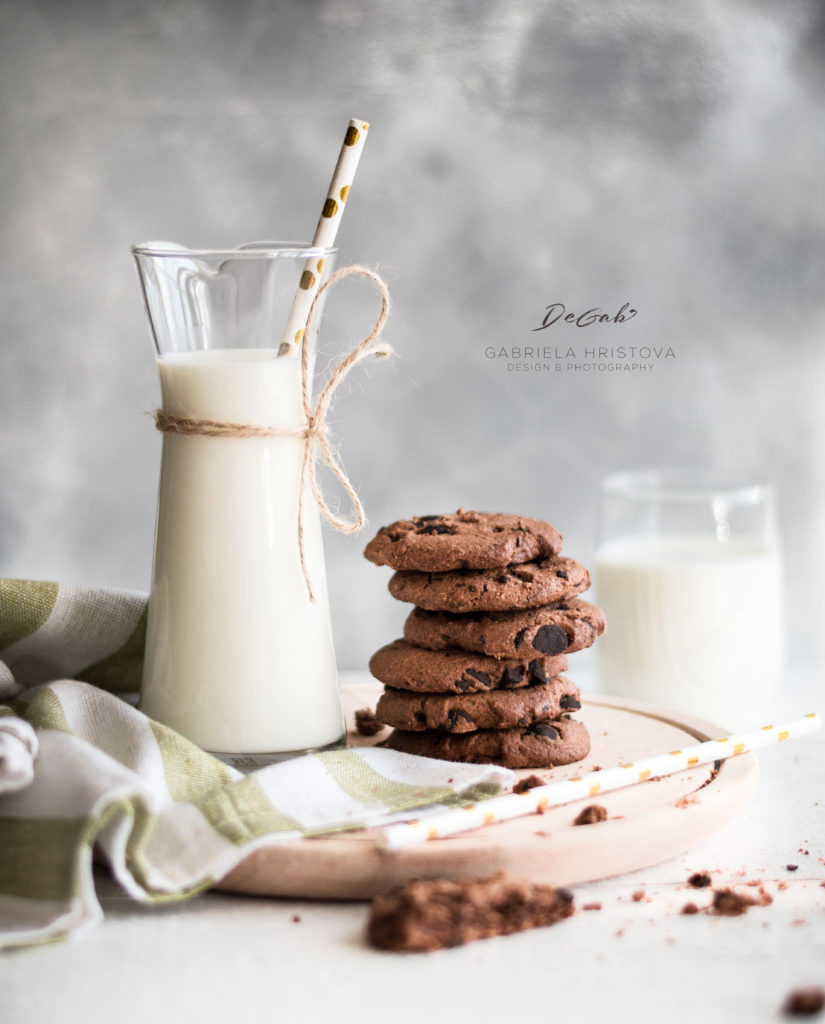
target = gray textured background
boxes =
[1,0,824,671]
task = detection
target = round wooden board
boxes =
[216,683,759,899]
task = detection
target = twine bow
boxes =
[154,264,392,600]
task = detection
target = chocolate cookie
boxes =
[375,677,582,733]
[364,510,563,572]
[382,715,591,768]
[369,638,568,694]
[387,556,590,613]
[404,599,606,659]
[367,872,575,952]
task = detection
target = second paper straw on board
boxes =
[379,712,821,850]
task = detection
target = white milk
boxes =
[139,348,344,755]
[594,534,783,728]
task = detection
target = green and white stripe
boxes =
[0,579,146,693]
[0,580,512,949]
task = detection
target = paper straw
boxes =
[379,712,821,851]
[277,118,370,357]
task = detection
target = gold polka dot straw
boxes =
[278,118,371,357]
[378,712,821,851]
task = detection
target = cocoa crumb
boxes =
[787,864,800,872]
[687,872,712,888]
[680,902,699,915]
[710,888,757,916]
[573,804,607,826]
[513,774,544,794]
[354,708,383,736]
[783,986,825,1017]
[696,760,722,791]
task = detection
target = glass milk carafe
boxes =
[132,243,345,764]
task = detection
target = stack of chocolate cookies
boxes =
[363,510,605,769]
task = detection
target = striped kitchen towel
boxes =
[0,579,512,949]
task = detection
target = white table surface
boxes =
[2,663,823,1024]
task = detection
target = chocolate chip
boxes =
[447,708,475,730]
[464,669,492,688]
[500,666,524,688]
[413,711,426,724]
[555,569,569,579]
[529,724,559,740]
[532,624,568,655]
[417,523,451,535]
[560,694,581,710]
[454,677,472,692]
[528,659,549,684]
[514,627,530,648]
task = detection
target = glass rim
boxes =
[600,468,773,504]
[130,240,338,259]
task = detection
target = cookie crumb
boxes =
[354,708,383,736]
[783,987,825,1017]
[582,902,602,911]
[513,774,544,794]
[573,804,607,826]
[680,902,699,915]
[631,890,645,902]
[687,872,712,888]
[787,864,800,872]
[711,888,756,916]
[291,915,301,923]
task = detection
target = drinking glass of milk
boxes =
[594,469,784,729]
[132,242,345,764]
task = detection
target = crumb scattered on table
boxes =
[573,804,607,826]
[354,708,384,736]
[513,774,544,794]
[783,987,825,1017]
